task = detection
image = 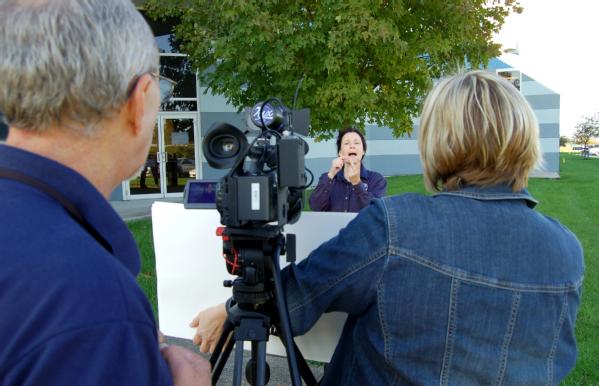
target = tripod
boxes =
[209,228,318,386]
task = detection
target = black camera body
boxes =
[216,135,307,227]
[201,99,310,229]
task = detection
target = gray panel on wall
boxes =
[522,74,535,82]
[305,158,334,186]
[198,87,239,113]
[365,154,423,176]
[533,109,559,125]
[539,123,559,138]
[539,152,559,175]
[110,186,123,201]
[522,80,558,96]
[200,112,246,136]
[201,163,230,180]
[526,94,560,110]
[366,124,419,140]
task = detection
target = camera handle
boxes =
[209,233,318,386]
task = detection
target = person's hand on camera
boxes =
[190,303,227,353]
[327,157,344,179]
[160,344,211,386]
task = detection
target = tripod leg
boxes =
[212,330,235,385]
[270,246,303,386]
[291,338,319,386]
[233,341,245,386]
[271,323,318,386]
[255,341,267,386]
[246,340,269,386]
[211,319,234,368]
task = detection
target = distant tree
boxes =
[559,135,570,147]
[573,115,599,158]
[145,1,521,138]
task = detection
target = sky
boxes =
[492,0,599,137]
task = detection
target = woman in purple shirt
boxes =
[309,128,387,212]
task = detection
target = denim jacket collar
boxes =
[433,184,539,208]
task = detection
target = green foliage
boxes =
[560,135,570,147]
[145,0,520,139]
[573,114,599,148]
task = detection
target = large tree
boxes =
[146,0,521,138]
[573,115,599,157]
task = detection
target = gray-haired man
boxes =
[0,0,209,384]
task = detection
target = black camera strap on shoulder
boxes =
[0,166,114,254]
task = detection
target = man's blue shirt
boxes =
[0,144,172,385]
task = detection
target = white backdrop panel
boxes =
[152,202,356,362]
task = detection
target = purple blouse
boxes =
[309,165,387,212]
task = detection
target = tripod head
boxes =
[217,225,295,309]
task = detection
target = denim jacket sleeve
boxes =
[309,173,334,211]
[281,199,389,336]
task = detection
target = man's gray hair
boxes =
[0,0,159,133]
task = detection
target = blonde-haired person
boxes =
[191,71,583,385]
[419,70,540,192]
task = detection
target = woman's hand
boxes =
[344,157,361,185]
[327,157,344,179]
[189,303,227,353]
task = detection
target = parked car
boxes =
[177,158,195,177]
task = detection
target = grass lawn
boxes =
[128,153,598,384]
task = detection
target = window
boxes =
[496,68,521,91]
[159,54,198,112]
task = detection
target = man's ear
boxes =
[126,73,156,136]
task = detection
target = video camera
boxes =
[194,99,310,228]
[184,98,312,279]
[183,99,317,386]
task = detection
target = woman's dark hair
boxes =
[336,127,367,156]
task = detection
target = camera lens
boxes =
[210,135,240,158]
[203,123,249,169]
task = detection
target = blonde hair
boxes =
[418,70,541,192]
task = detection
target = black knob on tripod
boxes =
[224,280,234,287]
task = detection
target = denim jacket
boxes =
[282,185,584,385]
